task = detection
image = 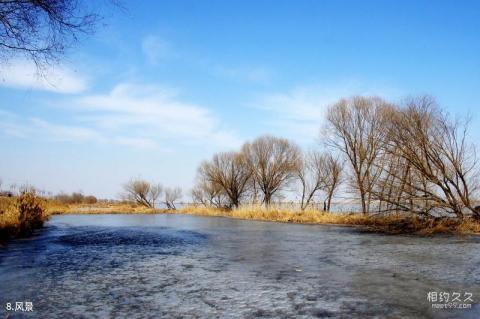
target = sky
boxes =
[1,0,480,199]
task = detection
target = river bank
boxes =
[3,196,480,239]
[50,201,480,235]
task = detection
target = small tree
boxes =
[191,180,228,208]
[198,152,251,208]
[296,151,343,211]
[164,187,182,210]
[123,179,162,208]
[296,150,326,210]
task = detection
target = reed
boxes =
[175,204,480,235]
[0,191,46,240]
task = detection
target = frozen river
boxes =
[1,214,479,318]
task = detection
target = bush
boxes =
[84,195,97,204]
[16,191,45,234]
[0,191,46,239]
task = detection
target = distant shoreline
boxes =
[50,202,480,236]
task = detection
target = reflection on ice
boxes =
[0,214,479,318]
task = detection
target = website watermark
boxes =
[427,291,473,309]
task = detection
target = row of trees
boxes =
[122,179,182,209]
[192,136,343,210]
[192,96,480,220]
[325,96,479,219]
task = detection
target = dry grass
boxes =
[174,204,480,235]
[0,197,17,229]
[0,193,46,240]
[19,199,480,235]
[46,201,165,215]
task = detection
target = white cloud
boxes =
[256,81,403,142]
[0,82,242,150]
[141,35,170,65]
[72,82,242,149]
[0,59,88,94]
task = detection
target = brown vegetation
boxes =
[174,205,480,235]
[0,190,46,240]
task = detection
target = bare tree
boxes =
[321,154,343,211]
[296,150,326,210]
[325,96,393,214]
[296,151,343,211]
[385,97,480,219]
[242,135,301,207]
[191,180,227,208]
[123,179,162,208]
[164,187,182,210]
[198,151,251,208]
[0,0,111,68]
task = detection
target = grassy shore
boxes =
[171,205,480,235]
[46,201,165,215]
[3,197,480,237]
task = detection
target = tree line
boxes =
[191,135,343,211]
[192,96,480,220]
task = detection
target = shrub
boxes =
[0,190,46,239]
[16,191,46,234]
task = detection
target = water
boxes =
[0,214,479,318]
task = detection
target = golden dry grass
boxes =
[15,198,479,235]
[45,201,165,215]
[1,193,46,240]
[174,204,480,235]
[0,197,17,229]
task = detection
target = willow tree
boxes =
[325,96,394,214]
[296,151,343,211]
[198,151,251,208]
[123,179,162,208]
[386,97,480,219]
[242,135,301,207]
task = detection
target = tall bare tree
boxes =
[198,152,251,208]
[325,96,393,214]
[123,179,162,208]
[386,97,480,219]
[242,135,301,207]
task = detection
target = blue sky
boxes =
[1,0,479,198]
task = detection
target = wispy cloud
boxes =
[0,58,88,94]
[72,82,242,149]
[255,81,403,142]
[0,112,160,150]
[1,82,242,150]
[141,35,170,65]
